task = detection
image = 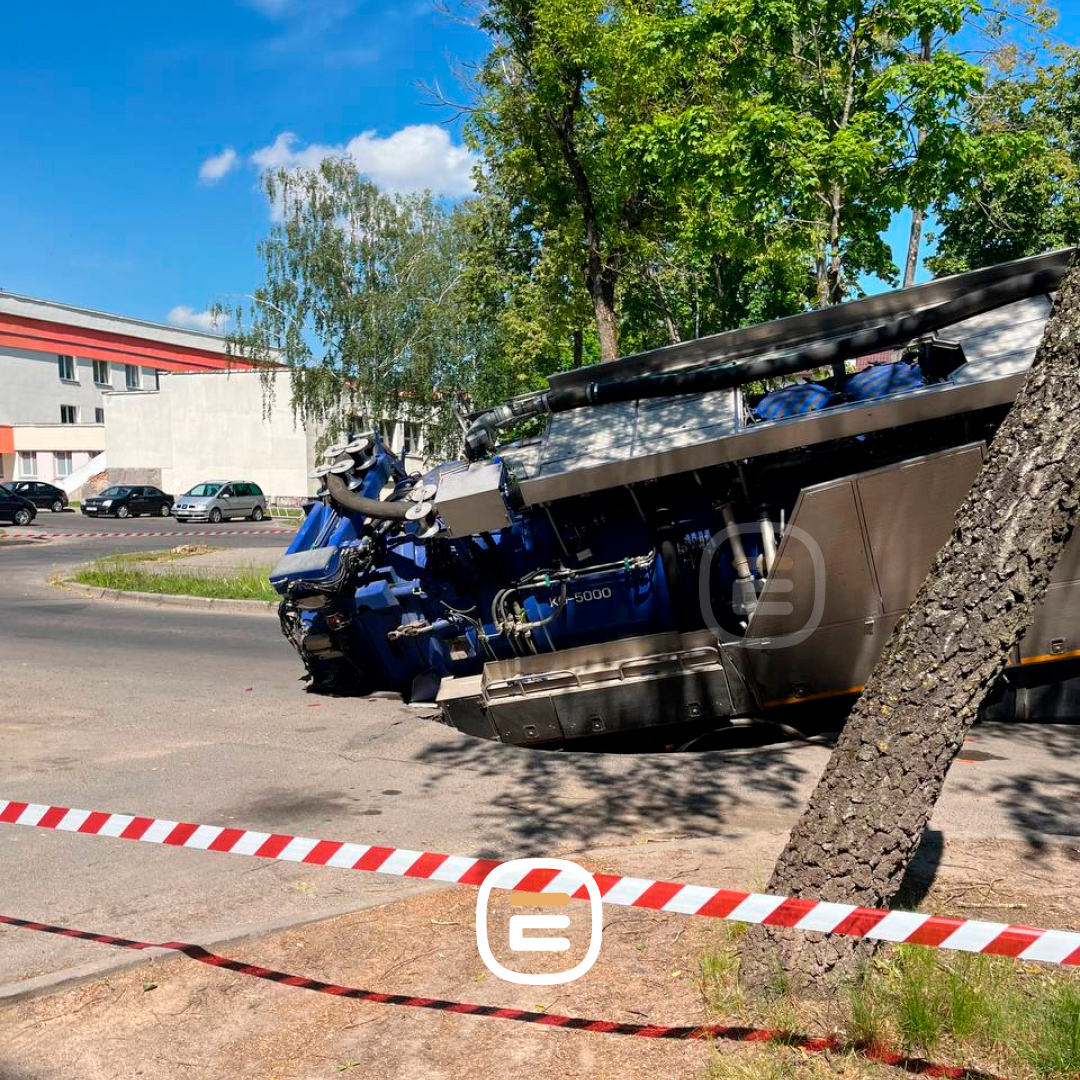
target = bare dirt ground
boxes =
[4,834,1078,1080]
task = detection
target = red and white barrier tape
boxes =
[0,914,1005,1079]
[3,798,1077,967]
[2,528,295,538]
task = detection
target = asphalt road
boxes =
[1,524,1078,989]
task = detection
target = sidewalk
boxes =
[137,545,283,578]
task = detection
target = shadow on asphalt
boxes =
[988,722,1080,854]
[408,734,818,856]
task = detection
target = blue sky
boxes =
[1,0,486,330]
[2,1,1077,333]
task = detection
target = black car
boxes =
[0,483,38,526]
[82,485,174,519]
[6,480,69,513]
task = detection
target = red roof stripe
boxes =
[0,313,259,372]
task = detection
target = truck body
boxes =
[270,250,1080,746]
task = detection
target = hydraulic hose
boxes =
[325,470,411,520]
[547,267,1064,412]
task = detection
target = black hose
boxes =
[547,267,1063,413]
[325,471,411,520]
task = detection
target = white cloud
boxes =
[250,126,477,201]
[198,147,240,184]
[167,305,228,333]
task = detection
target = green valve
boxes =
[544,574,552,587]
[624,557,630,572]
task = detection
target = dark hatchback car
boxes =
[82,485,174,519]
[0,483,38,526]
[6,480,69,513]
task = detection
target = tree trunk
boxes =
[827,186,845,306]
[588,263,620,361]
[903,206,925,289]
[740,253,1080,993]
[815,249,830,309]
[903,32,933,291]
[547,87,621,362]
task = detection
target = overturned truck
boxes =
[271,250,1080,747]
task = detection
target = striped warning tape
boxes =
[0,914,1003,1079]
[2,528,296,538]
[3,798,1078,966]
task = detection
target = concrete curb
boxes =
[60,578,278,616]
[0,883,444,1006]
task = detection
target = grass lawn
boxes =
[72,548,278,602]
[700,925,1080,1080]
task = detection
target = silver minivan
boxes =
[172,481,267,523]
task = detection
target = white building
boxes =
[0,290,255,492]
[105,369,431,502]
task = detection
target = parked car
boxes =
[5,480,69,513]
[0,483,38,526]
[173,481,267,523]
[82,485,174,518]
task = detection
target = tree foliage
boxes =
[219,159,508,459]
[465,0,1027,367]
[929,47,1080,276]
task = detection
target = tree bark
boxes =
[588,261,621,361]
[547,81,621,362]
[903,205,925,289]
[826,186,845,306]
[903,31,933,291]
[740,253,1080,993]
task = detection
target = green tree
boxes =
[465,0,1020,371]
[219,158,506,459]
[626,0,994,307]
[466,0,704,361]
[929,48,1080,276]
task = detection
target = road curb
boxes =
[0,883,443,1006]
[59,578,278,616]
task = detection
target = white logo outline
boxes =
[475,858,603,986]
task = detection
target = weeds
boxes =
[892,947,946,1051]
[847,975,890,1049]
[699,931,1080,1080]
[73,559,277,602]
[700,924,748,1017]
[705,1048,803,1080]
[1015,981,1080,1078]
[101,545,215,564]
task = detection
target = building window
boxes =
[17,452,37,478]
[402,422,422,455]
[54,451,72,479]
[378,420,396,448]
[92,359,110,385]
[60,404,78,424]
[95,407,105,424]
[125,364,140,390]
[58,354,77,381]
